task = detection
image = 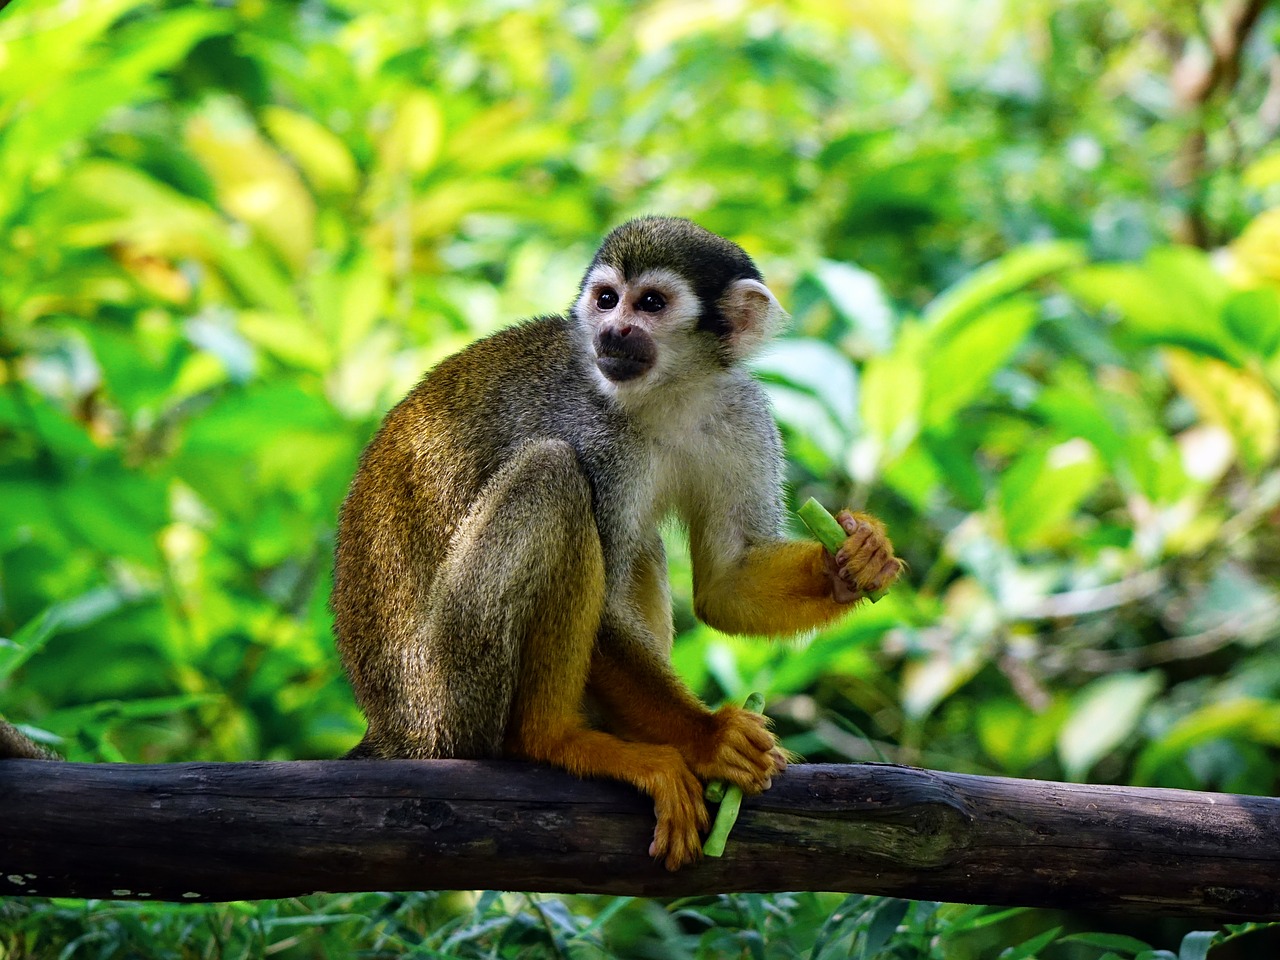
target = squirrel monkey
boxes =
[332,217,903,870]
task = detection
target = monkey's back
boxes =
[331,316,610,717]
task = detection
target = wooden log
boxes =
[1,759,1277,919]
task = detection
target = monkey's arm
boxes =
[691,512,901,638]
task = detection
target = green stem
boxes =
[797,497,847,553]
[797,497,887,603]
[702,692,765,858]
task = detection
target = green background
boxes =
[2,0,1279,956]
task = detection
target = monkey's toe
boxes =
[689,705,783,795]
[648,761,709,871]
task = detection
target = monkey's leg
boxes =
[588,640,785,796]
[440,440,708,870]
[584,541,783,796]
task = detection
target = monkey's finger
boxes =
[836,529,879,570]
[855,547,903,592]
[835,509,858,536]
[712,759,772,793]
[711,705,777,755]
[717,738,776,773]
[866,555,904,592]
[732,717,777,754]
[831,576,863,605]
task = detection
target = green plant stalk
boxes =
[797,497,887,603]
[702,691,765,857]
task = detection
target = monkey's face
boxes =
[576,264,701,387]
[574,218,788,397]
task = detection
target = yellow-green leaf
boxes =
[261,105,359,196]
[922,296,1037,427]
[1165,348,1280,471]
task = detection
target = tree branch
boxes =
[2,760,1278,919]
[1170,0,1271,246]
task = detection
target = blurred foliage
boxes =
[1,0,1279,956]
[4,892,1276,960]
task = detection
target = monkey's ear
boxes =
[718,278,788,358]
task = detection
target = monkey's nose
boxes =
[594,324,656,383]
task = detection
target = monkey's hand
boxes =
[683,705,787,796]
[826,510,904,603]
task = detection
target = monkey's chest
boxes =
[639,428,724,525]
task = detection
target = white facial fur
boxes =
[575,265,702,394]
[575,265,787,400]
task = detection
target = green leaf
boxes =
[860,899,909,959]
[880,443,945,512]
[859,321,926,471]
[922,296,1038,427]
[999,438,1103,548]
[1058,672,1163,780]
[1064,247,1234,360]
[42,694,218,729]
[961,906,1032,930]
[237,310,332,372]
[51,467,166,562]
[0,608,60,680]
[1223,288,1280,359]
[261,105,360,196]
[977,698,1069,774]
[375,88,444,179]
[1060,932,1154,956]
[998,925,1063,960]
[308,250,391,355]
[901,641,987,721]
[924,241,1084,336]
[0,389,98,461]
[186,99,316,272]
[753,337,857,429]
[34,158,298,315]
[0,0,138,107]
[1177,931,1216,960]
[0,6,229,224]
[1135,698,1280,784]
[811,259,895,352]
[770,386,845,471]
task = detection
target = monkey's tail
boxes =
[0,716,58,760]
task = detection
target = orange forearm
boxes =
[694,540,846,637]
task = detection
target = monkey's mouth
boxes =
[595,355,653,382]
[594,327,657,383]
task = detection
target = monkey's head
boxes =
[574,217,787,393]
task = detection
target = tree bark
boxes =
[1169,0,1272,246]
[1,759,1277,919]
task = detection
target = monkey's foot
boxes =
[685,705,787,796]
[646,760,710,871]
[829,510,903,602]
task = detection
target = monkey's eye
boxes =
[636,291,666,313]
[596,289,619,311]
